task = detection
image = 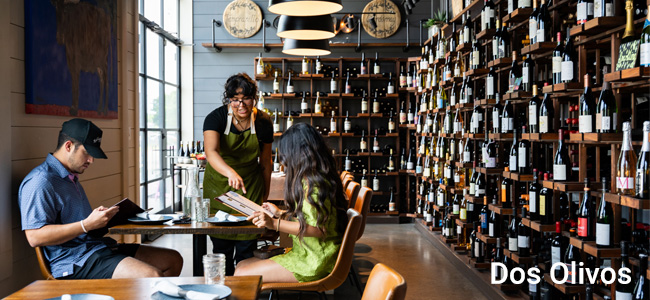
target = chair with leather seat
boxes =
[340,171,351,181]
[341,174,354,191]
[361,263,407,300]
[345,181,361,209]
[261,208,362,300]
[348,186,373,292]
[35,246,55,280]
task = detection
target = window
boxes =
[139,0,180,213]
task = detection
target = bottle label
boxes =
[316,61,322,73]
[579,115,593,133]
[551,246,561,265]
[519,0,531,7]
[273,82,280,92]
[473,51,480,66]
[498,44,506,59]
[315,103,321,113]
[508,0,514,13]
[561,61,574,82]
[373,180,380,191]
[566,263,577,284]
[509,237,518,251]
[360,140,367,150]
[529,282,538,294]
[540,116,549,133]
[330,121,336,132]
[287,86,294,93]
[424,167,431,177]
[361,179,368,187]
[400,113,407,123]
[388,121,395,131]
[486,157,496,168]
[387,85,395,94]
[501,185,507,205]
[596,223,610,246]
[596,112,602,130]
[523,67,530,84]
[529,191,536,213]
[302,61,308,73]
[492,111,500,129]
[330,81,337,92]
[552,57,562,74]
[641,43,650,66]
[361,101,368,112]
[616,292,633,300]
[577,2,587,21]
[594,0,602,17]
[460,209,467,220]
[502,118,513,131]
[637,170,647,195]
[529,105,538,127]
[407,162,414,170]
[374,65,381,74]
[426,213,433,223]
[344,121,351,131]
[587,3,594,16]
[408,113,414,122]
[476,188,486,197]
[617,177,634,189]
[469,182,476,195]
[529,21,537,42]
[553,164,567,180]
[399,76,407,87]
[416,165,423,174]
[539,195,546,216]
[345,160,352,170]
[273,123,280,133]
[301,102,308,111]
[605,3,612,16]
[273,162,280,172]
[257,65,264,75]
[601,116,611,131]
[518,147,527,169]
[518,235,530,249]
[474,242,481,257]
[510,155,518,170]
[487,77,494,96]
[578,217,588,237]
[537,29,545,43]
[489,223,494,236]
[464,152,471,162]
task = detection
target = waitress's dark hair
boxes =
[222,73,258,106]
[278,123,348,242]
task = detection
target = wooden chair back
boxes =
[261,209,362,292]
[353,186,373,241]
[35,246,55,280]
[345,181,361,209]
[361,263,407,300]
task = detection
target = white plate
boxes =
[45,294,114,300]
[151,284,232,300]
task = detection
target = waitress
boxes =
[202,73,273,275]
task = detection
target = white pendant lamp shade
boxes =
[268,0,343,16]
[277,15,335,40]
[282,38,331,56]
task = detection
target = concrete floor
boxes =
[149,223,490,300]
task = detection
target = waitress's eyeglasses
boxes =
[229,98,254,106]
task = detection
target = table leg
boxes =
[193,234,207,276]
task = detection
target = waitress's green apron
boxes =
[203,125,265,241]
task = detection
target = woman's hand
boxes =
[262,202,281,218]
[226,170,247,194]
[247,211,275,230]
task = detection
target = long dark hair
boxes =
[278,123,348,242]
[222,73,257,106]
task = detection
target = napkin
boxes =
[152,280,223,300]
[215,211,240,222]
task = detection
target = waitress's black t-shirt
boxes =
[203,105,273,144]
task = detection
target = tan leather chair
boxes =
[361,263,407,300]
[35,246,55,280]
[340,171,351,181]
[261,209,362,298]
[353,187,373,241]
[345,181,361,210]
[341,174,354,191]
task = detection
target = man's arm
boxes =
[24,206,119,247]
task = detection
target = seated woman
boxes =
[234,123,349,283]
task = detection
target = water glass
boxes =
[203,253,226,285]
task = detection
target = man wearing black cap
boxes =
[18,118,183,279]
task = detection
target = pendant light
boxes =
[282,38,331,56]
[277,15,336,40]
[268,0,343,16]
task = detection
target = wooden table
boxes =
[109,223,265,276]
[4,276,262,300]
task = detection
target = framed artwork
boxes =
[25,0,118,119]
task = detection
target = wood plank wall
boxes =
[0,0,140,297]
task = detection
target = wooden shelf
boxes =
[504,249,534,264]
[466,68,489,77]
[544,276,586,295]
[521,42,556,56]
[450,0,483,23]
[544,82,583,94]
[502,8,533,23]
[570,17,625,37]
[521,133,559,142]
[604,66,650,83]
[455,161,472,168]
[620,195,650,210]
[457,42,472,53]
[503,171,533,182]
[476,28,497,40]
[477,167,504,175]
[487,57,513,68]
[469,258,491,269]
[488,203,514,215]
[522,218,556,232]
[455,218,473,228]
[489,133,514,141]
[465,194,482,203]
[441,235,458,244]
[583,242,621,258]
[477,98,497,106]
[467,133,486,139]
[502,91,532,101]
[568,132,623,142]
[477,231,498,244]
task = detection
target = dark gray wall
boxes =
[192,0,440,138]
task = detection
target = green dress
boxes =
[271,186,342,282]
[203,127,265,241]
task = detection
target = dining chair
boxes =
[340,170,351,181]
[361,263,407,300]
[345,181,360,209]
[261,208,362,300]
[348,186,373,292]
[341,174,354,192]
[35,246,55,280]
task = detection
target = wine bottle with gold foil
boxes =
[617,122,637,195]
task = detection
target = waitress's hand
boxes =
[262,202,281,218]
[248,211,274,229]
[226,170,247,194]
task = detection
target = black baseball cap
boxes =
[61,118,107,159]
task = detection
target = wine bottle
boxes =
[487,67,497,99]
[374,52,381,74]
[407,65,413,88]
[476,171,486,198]
[579,74,596,133]
[539,173,554,224]
[508,210,518,252]
[481,196,489,232]
[463,138,473,163]
[286,114,293,129]
[407,149,414,170]
[399,65,407,88]
[509,129,519,171]
[502,170,512,208]
[359,130,367,153]
[300,91,308,113]
[372,91,380,114]
[617,122,637,195]
[474,223,485,262]
[498,23,511,59]
[577,177,595,240]
[388,187,396,211]
[330,111,337,133]
[388,111,396,133]
[330,71,337,94]
[537,0,550,43]
[287,72,294,94]
[257,53,264,75]
[492,22,501,60]
[273,109,280,133]
[553,129,571,181]
[344,149,351,171]
[501,100,514,133]
[372,170,380,191]
[315,56,321,74]
[273,148,280,172]
[637,121,650,198]
[314,93,322,113]
[622,0,637,44]
[596,177,613,247]
[472,36,482,69]
[489,197,499,237]
[641,7,650,66]
[577,0,594,24]
[273,71,280,93]
[596,71,617,133]
[551,222,564,278]
[492,102,501,133]
[563,238,581,284]
[528,85,541,133]
[634,254,648,300]
[561,30,577,83]
[519,136,530,174]
[302,56,309,74]
[407,100,414,124]
[522,55,535,92]
[388,149,396,172]
[360,52,367,75]
[493,238,506,282]
[344,111,351,133]
[345,72,351,94]
[486,138,497,168]
[616,241,634,298]
[399,101,407,124]
[530,0,539,44]
[529,170,540,221]
[539,89,555,133]
[553,32,564,84]
[509,51,522,92]
[387,72,395,94]
[360,169,368,188]
[518,207,531,257]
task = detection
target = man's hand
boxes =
[83,206,119,231]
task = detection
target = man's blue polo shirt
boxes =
[19,154,108,278]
